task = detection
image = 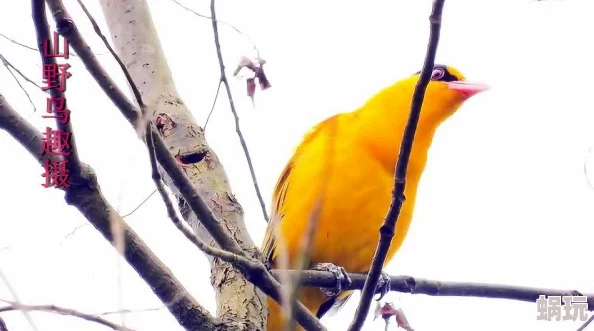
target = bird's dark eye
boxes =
[431,67,445,81]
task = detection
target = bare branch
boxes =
[210,0,269,223]
[0,53,42,89]
[349,1,448,328]
[0,32,107,57]
[0,270,39,331]
[0,92,221,331]
[121,189,157,218]
[0,301,135,331]
[577,314,594,331]
[169,0,260,57]
[0,32,39,52]
[273,269,594,310]
[203,80,222,130]
[0,54,38,112]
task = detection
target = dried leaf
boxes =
[394,308,414,331]
[374,302,414,331]
[247,78,256,103]
[234,56,271,104]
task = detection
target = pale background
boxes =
[1,0,593,330]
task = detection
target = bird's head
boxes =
[406,65,489,125]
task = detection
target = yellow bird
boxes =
[262,65,488,330]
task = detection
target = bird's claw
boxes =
[311,262,352,297]
[375,271,391,301]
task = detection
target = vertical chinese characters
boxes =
[40,31,72,188]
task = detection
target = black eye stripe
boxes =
[413,64,459,82]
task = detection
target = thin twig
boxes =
[210,0,269,223]
[169,0,260,57]
[0,33,38,52]
[62,223,89,240]
[0,301,135,331]
[0,32,108,57]
[32,0,83,176]
[577,314,594,331]
[0,54,37,112]
[0,271,39,331]
[98,306,165,316]
[0,53,43,89]
[0,315,7,331]
[121,189,158,218]
[348,1,446,329]
[203,80,222,130]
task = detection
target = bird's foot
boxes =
[374,271,391,301]
[311,262,352,297]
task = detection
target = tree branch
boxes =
[0,301,135,331]
[0,53,38,113]
[272,270,594,310]
[168,0,260,57]
[210,0,269,223]
[0,53,43,89]
[0,92,221,331]
[577,314,594,331]
[0,315,7,331]
[348,0,446,329]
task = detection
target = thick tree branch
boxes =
[0,93,221,331]
[349,1,446,329]
[0,301,134,331]
[210,0,269,223]
[272,270,594,310]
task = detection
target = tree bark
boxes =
[98,1,267,330]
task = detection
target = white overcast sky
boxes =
[1,0,594,330]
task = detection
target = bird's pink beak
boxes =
[447,81,490,98]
